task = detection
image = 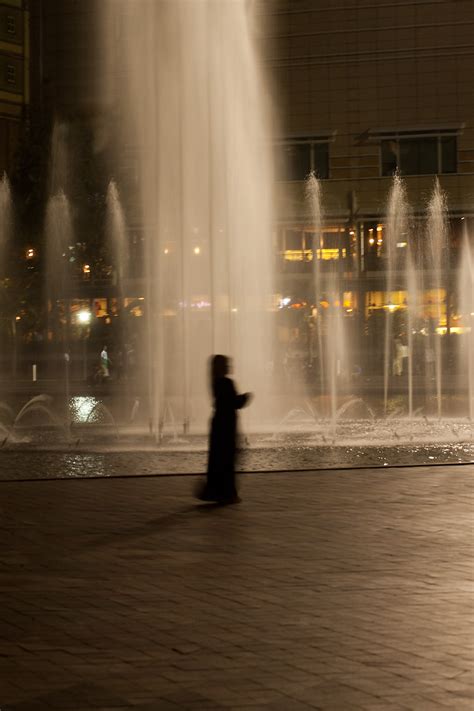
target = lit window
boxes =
[283,249,313,262]
[316,248,347,260]
[83,264,91,274]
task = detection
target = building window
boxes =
[6,63,16,85]
[280,226,348,267]
[276,137,331,180]
[380,134,457,176]
[6,15,16,35]
[441,136,457,174]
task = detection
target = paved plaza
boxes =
[1,464,473,710]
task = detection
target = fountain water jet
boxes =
[0,174,13,376]
[459,225,474,420]
[306,173,325,395]
[45,190,74,432]
[106,180,128,292]
[383,173,409,414]
[306,172,346,432]
[50,123,70,196]
[104,0,275,433]
[406,244,418,417]
[426,179,448,419]
[0,173,12,268]
[45,191,73,314]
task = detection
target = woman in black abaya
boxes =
[198,354,252,504]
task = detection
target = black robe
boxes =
[201,376,249,502]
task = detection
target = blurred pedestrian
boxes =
[197,354,252,504]
[100,345,110,379]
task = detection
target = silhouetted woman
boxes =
[198,354,252,504]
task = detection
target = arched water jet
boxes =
[14,395,63,431]
[336,398,375,420]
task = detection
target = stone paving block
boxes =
[1,465,473,710]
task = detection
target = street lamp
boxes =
[77,310,91,325]
[77,310,92,379]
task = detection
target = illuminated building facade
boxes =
[262,0,474,339]
[19,0,474,378]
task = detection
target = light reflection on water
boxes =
[69,397,101,423]
[61,453,108,478]
[0,442,472,481]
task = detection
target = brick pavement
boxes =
[0,465,473,710]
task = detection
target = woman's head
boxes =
[210,354,230,382]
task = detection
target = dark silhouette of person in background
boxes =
[197,354,252,504]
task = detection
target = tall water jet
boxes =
[306,172,324,394]
[406,244,418,418]
[106,181,128,292]
[459,225,474,420]
[50,122,70,196]
[306,172,345,430]
[426,179,448,418]
[0,173,12,275]
[104,0,275,433]
[383,173,408,414]
[0,174,13,376]
[45,191,74,339]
